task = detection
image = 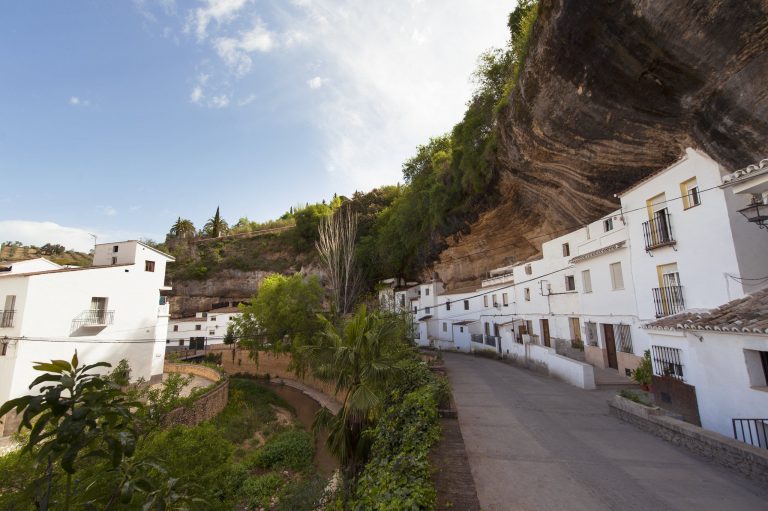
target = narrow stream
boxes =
[257,382,338,476]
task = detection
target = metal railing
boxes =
[732,419,768,449]
[0,310,15,328]
[652,286,685,317]
[651,345,684,380]
[471,334,484,344]
[614,324,634,354]
[484,335,499,347]
[72,309,115,330]
[642,211,675,251]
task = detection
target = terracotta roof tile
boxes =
[645,287,768,335]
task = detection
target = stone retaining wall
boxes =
[162,362,229,427]
[210,347,347,404]
[609,395,768,485]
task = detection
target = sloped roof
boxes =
[453,320,478,326]
[721,158,768,186]
[645,287,768,335]
[569,241,626,264]
[417,315,433,322]
[208,306,241,313]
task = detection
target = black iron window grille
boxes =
[642,211,675,251]
[651,345,684,380]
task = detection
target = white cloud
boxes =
[190,86,204,103]
[280,0,512,190]
[210,94,230,108]
[69,96,90,106]
[100,206,118,217]
[0,221,96,252]
[189,0,249,40]
[307,76,325,89]
[213,21,274,75]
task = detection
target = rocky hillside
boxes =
[0,244,92,267]
[433,0,768,286]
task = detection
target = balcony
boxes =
[642,212,676,251]
[0,310,15,328]
[71,309,114,333]
[652,286,685,317]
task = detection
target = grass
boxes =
[619,389,654,407]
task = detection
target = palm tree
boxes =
[304,306,408,477]
[169,217,196,238]
[203,207,228,238]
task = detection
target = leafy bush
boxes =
[211,378,288,444]
[632,350,653,386]
[276,474,327,511]
[242,473,284,509]
[350,381,442,511]
[248,429,314,471]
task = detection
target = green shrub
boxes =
[276,474,327,511]
[211,378,288,444]
[632,350,653,386]
[242,473,283,509]
[350,381,442,511]
[248,429,314,470]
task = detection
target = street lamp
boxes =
[738,195,768,229]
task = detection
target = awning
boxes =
[569,241,626,264]
[417,315,432,322]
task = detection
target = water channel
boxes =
[256,381,338,476]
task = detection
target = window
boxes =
[614,324,633,353]
[562,243,570,257]
[2,295,16,327]
[610,262,624,290]
[446,300,451,311]
[1,342,7,356]
[603,218,614,232]
[585,321,598,346]
[180,339,185,346]
[113,245,119,253]
[210,316,216,321]
[492,294,498,307]
[399,295,405,307]
[166,338,170,344]
[459,327,464,333]
[524,288,531,301]
[173,325,179,332]
[111,257,117,265]
[524,264,532,275]
[581,270,592,293]
[483,295,488,307]
[425,288,430,296]
[565,275,576,291]
[681,177,701,209]
[209,330,215,335]
[425,307,431,314]
[442,322,447,332]
[652,345,684,380]
[145,260,155,272]
[484,323,490,335]
[502,293,509,306]
[195,324,202,331]
[744,349,768,387]
[463,300,469,310]
[413,306,417,314]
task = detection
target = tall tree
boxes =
[169,217,196,238]
[203,207,228,238]
[316,206,361,316]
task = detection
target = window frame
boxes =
[681,177,701,210]
[581,269,592,293]
[173,325,179,332]
[446,300,451,311]
[144,260,155,272]
[502,293,509,306]
[565,275,576,292]
[603,218,614,232]
[195,324,202,331]
[524,288,531,301]
[562,243,570,257]
[610,262,625,290]
[463,299,469,310]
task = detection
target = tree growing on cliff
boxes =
[169,217,196,239]
[203,207,228,238]
[316,205,361,316]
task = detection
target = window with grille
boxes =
[614,324,633,353]
[651,345,684,380]
[585,322,598,346]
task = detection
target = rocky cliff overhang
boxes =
[434,0,768,287]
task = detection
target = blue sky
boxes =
[0,0,512,251]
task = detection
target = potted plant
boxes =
[632,350,653,391]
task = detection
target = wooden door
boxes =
[540,319,551,347]
[603,324,618,370]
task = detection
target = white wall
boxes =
[0,258,61,274]
[647,329,768,440]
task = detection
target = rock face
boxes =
[433,0,768,287]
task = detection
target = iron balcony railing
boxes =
[652,286,685,317]
[642,211,675,251]
[484,335,500,348]
[0,310,15,328]
[72,309,115,331]
[471,334,484,344]
[732,419,768,450]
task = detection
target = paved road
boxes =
[444,353,768,511]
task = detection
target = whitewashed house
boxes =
[377,278,419,314]
[166,304,242,349]
[0,241,174,437]
[435,285,483,352]
[411,279,444,347]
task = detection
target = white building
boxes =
[0,241,174,437]
[166,304,242,349]
[377,278,419,314]
[410,279,444,347]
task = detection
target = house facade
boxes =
[166,304,243,349]
[0,241,174,437]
